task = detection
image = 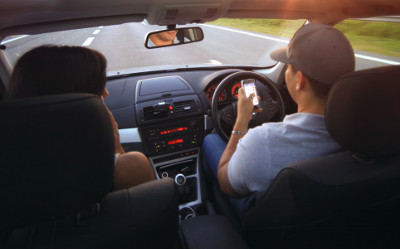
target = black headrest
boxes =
[326,65,400,159]
[0,93,115,229]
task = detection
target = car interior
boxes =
[0,0,400,248]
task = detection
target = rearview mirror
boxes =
[145,27,204,49]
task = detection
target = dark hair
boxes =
[290,65,332,101]
[7,45,107,99]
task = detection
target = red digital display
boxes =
[168,139,183,145]
[160,127,187,135]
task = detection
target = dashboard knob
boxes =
[175,173,186,186]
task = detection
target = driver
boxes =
[148,30,179,47]
[202,23,356,214]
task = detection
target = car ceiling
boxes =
[0,0,400,40]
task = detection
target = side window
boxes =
[334,19,400,70]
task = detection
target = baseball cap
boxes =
[270,23,355,85]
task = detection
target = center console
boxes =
[140,118,204,209]
[150,148,202,208]
[135,75,206,212]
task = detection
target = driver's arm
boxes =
[217,88,261,198]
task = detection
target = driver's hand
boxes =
[237,88,262,123]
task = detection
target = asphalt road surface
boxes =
[3,22,400,74]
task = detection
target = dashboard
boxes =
[105,66,292,134]
[103,65,298,163]
[104,65,293,209]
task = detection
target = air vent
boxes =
[165,9,178,20]
[174,100,197,115]
[143,106,168,121]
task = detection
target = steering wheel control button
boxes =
[223,112,231,122]
[175,173,186,186]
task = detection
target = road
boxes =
[2,22,400,73]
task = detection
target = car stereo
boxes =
[139,117,204,156]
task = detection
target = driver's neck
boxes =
[296,95,326,115]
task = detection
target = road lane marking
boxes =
[93,30,100,35]
[355,54,400,65]
[203,24,400,65]
[1,35,29,44]
[209,59,222,65]
[82,37,95,46]
[98,26,104,29]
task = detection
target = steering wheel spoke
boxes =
[219,103,237,126]
[265,99,280,117]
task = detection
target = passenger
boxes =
[202,23,355,214]
[7,45,155,191]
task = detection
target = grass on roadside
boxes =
[209,19,305,39]
[335,20,400,57]
[208,18,400,58]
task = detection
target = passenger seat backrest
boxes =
[326,65,400,159]
[0,93,115,229]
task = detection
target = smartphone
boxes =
[241,78,259,107]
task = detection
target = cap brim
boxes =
[270,47,289,64]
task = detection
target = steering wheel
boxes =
[211,71,285,142]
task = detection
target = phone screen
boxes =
[241,79,259,106]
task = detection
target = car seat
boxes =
[211,65,400,249]
[0,93,179,249]
[240,65,400,249]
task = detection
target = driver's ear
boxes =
[296,71,306,91]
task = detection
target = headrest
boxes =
[326,65,400,159]
[0,93,115,229]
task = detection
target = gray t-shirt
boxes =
[228,112,341,196]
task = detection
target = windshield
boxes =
[1,19,304,75]
[2,18,399,75]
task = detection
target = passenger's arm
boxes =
[105,104,125,154]
[101,90,125,154]
[217,88,261,198]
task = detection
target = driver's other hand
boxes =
[237,88,262,123]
